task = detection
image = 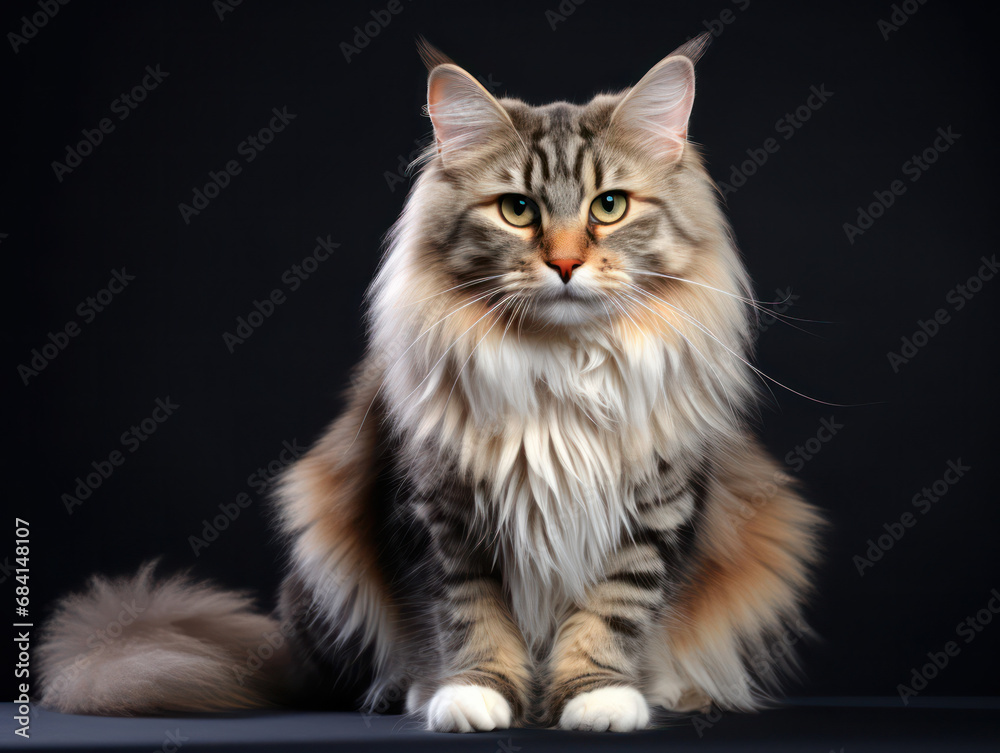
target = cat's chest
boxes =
[460,335,670,492]
[461,342,673,631]
[409,334,684,643]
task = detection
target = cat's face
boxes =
[409,35,734,332]
[432,98,688,327]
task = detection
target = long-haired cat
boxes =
[38,34,823,732]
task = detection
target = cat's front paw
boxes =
[558,686,650,732]
[426,684,512,733]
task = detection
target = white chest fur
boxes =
[454,332,686,646]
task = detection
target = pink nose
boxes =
[546,258,583,284]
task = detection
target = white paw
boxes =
[426,684,512,733]
[559,686,650,732]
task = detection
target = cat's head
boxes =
[371,34,753,407]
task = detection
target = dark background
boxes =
[4,0,997,704]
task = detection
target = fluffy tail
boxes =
[38,563,295,715]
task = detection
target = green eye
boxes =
[499,194,539,227]
[590,191,628,224]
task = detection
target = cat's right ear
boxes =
[425,57,516,166]
[606,32,711,166]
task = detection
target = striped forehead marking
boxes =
[519,106,607,212]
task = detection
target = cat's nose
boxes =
[546,258,583,284]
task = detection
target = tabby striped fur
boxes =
[277,35,822,730]
[36,34,822,732]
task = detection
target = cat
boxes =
[37,34,823,733]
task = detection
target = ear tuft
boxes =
[669,32,712,66]
[417,37,454,72]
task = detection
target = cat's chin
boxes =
[533,296,607,327]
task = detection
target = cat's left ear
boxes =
[608,32,711,165]
[423,46,517,166]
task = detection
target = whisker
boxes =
[617,290,738,421]
[399,290,516,409]
[396,274,507,307]
[348,285,508,451]
[623,268,782,306]
[621,282,782,405]
[608,294,644,339]
[598,297,616,335]
[619,282,861,408]
[515,295,530,342]
[608,294,672,419]
[443,295,515,414]
[497,293,523,352]
[625,268,829,331]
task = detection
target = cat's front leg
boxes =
[545,470,701,732]
[412,497,532,732]
[544,548,662,732]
